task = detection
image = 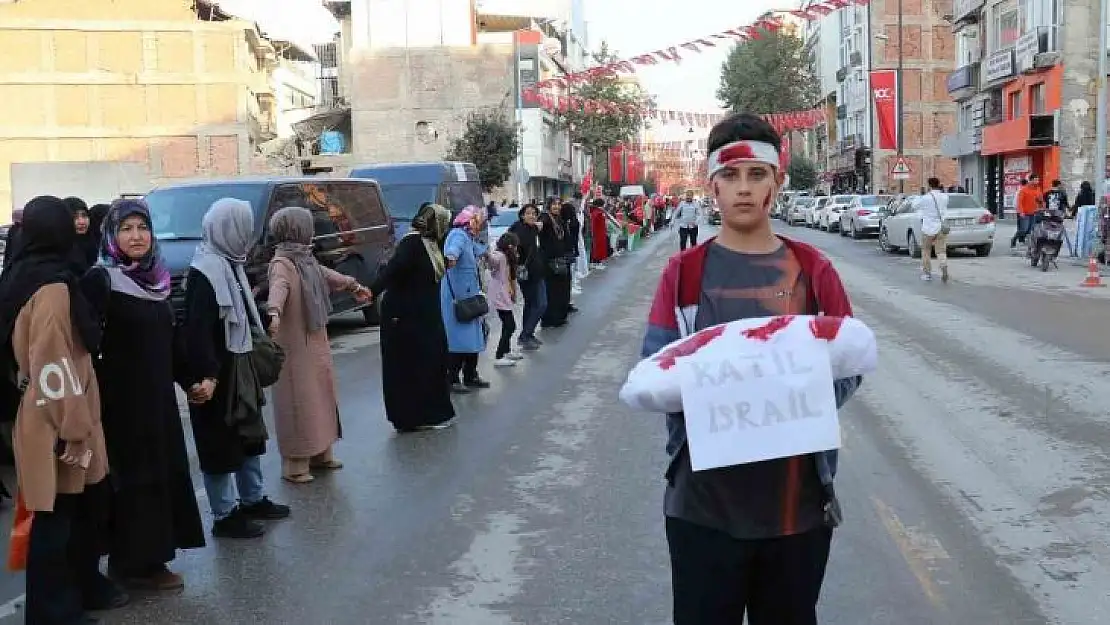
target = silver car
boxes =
[879,193,996,257]
[839,195,893,239]
[787,197,815,225]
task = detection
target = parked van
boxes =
[348,161,484,241]
[144,177,394,325]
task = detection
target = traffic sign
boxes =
[890,157,912,180]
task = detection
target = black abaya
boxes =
[85,268,205,572]
[371,235,455,431]
[539,215,570,328]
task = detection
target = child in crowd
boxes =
[490,232,524,367]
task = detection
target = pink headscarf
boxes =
[453,205,484,226]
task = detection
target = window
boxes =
[1008,90,1022,118]
[990,2,1021,53]
[1022,0,1061,50]
[1031,83,1046,114]
[959,103,974,131]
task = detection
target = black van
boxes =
[144,177,394,325]
[348,162,485,242]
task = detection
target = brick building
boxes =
[0,0,284,220]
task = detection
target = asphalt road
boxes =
[0,219,1107,624]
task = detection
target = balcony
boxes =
[952,0,984,26]
[836,67,848,83]
[1016,27,1060,73]
[850,51,862,68]
[940,130,977,157]
[946,62,979,100]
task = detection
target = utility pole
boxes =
[514,33,526,203]
[896,0,905,194]
[866,0,875,193]
[1096,0,1109,203]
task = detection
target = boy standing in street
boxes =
[640,113,862,625]
[673,190,701,251]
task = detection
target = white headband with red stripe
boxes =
[706,140,782,179]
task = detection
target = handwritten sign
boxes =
[678,340,840,472]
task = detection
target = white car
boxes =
[817,195,856,232]
[878,193,996,257]
[487,207,519,244]
[805,197,831,228]
[787,197,815,225]
[839,195,894,239]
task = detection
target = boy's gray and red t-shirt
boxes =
[664,242,827,539]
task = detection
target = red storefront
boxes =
[980,65,1062,213]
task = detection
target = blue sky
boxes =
[585,0,781,115]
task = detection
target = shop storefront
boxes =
[980,64,1062,213]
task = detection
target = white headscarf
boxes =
[189,198,261,354]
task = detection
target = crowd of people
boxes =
[0,185,644,623]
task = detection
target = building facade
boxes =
[0,0,291,220]
[943,0,1101,216]
[324,0,588,201]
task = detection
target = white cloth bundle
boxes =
[620,315,877,414]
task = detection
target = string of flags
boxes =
[530,0,872,90]
[521,86,829,133]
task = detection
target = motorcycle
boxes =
[1028,209,1065,272]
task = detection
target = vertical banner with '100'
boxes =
[870,70,898,151]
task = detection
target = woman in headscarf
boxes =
[369,202,456,432]
[441,205,491,393]
[508,204,546,350]
[81,198,205,591]
[180,198,289,540]
[539,203,570,328]
[62,197,97,273]
[266,207,371,482]
[0,196,125,623]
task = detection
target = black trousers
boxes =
[448,353,479,384]
[496,310,516,358]
[26,488,111,625]
[679,226,699,251]
[666,517,832,625]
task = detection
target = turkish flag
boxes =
[870,70,898,150]
[580,170,593,196]
[626,152,643,184]
[608,145,626,183]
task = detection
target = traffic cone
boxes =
[1081,255,1105,287]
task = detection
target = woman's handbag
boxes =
[250,326,285,388]
[930,194,951,236]
[547,257,570,276]
[446,271,489,322]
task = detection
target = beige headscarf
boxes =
[269,207,332,332]
[408,203,452,280]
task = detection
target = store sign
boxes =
[1014,31,1042,72]
[984,48,1015,83]
[947,65,975,93]
[1002,155,1032,210]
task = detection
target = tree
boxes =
[445,107,521,192]
[717,30,817,115]
[549,42,654,177]
[787,155,818,191]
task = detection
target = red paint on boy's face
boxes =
[712,181,721,197]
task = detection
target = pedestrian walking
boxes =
[442,205,491,393]
[1011,175,1043,248]
[265,207,371,483]
[673,190,701,251]
[371,203,456,433]
[0,195,125,624]
[180,198,290,539]
[917,177,950,283]
[84,198,205,591]
[640,113,862,625]
[489,232,524,367]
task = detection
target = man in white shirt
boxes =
[915,176,949,282]
[673,190,701,250]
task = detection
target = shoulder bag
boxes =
[446,266,489,322]
[930,193,950,236]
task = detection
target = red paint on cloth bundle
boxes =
[654,325,727,370]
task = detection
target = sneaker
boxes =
[493,357,516,367]
[418,417,456,431]
[941,266,950,283]
[239,496,291,521]
[464,377,492,389]
[920,273,932,281]
[507,351,525,361]
[212,508,265,538]
[450,382,472,394]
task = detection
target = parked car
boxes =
[488,206,519,243]
[145,177,395,325]
[787,197,815,225]
[839,195,893,239]
[805,197,831,228]
[878,193,995,257]
[817,195,856,232]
